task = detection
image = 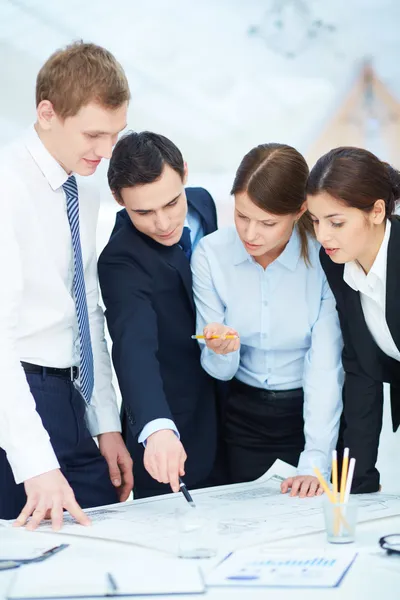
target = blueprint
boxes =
[4,460,400,557]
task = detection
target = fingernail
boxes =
[113,479,121,486]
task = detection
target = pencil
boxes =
[343,458,356,504]
[312,467,335,503]
[313,466,351,533]
[340,448,349,504]
[191,334,239,340]
[332,450,339,501]
[332,450,340,535]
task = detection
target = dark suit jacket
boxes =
[320,216,400,493]
[98,187,219,493]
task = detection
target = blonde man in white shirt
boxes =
[307,146,400,494]
[0,42,133,529]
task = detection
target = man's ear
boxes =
[112,191,125,207]
[183,161,188,186]
[36,100,57,131]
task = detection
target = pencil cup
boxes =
[323,496,358,544]
[175,507,217,559]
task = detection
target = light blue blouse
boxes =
[191,226,344,478]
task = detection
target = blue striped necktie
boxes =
[63,175,94,404]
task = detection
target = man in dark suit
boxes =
[98,131,222,498]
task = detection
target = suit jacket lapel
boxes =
[122,219,195,314]
[385,217,400,352]
[187,191,215,235]
[345,286,382,377]
[164,245,195,313]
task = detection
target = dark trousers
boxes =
[0,372,118,520]
[224,379,305,484]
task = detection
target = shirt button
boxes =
[263,300,268,306]
[261,333,267,339]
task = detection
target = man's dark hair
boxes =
[108,131,185,202]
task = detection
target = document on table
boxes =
[207,548,358,588]
[7,556,205,599]
[21,459,400,556]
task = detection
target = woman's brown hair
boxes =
[231,143,313,264]
[307,146,400,217]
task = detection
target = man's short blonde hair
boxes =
[36,41,130,118]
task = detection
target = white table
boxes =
[1,514,399,599]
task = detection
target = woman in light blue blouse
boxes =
[191,143,344,498]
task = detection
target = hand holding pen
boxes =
[144,430,187,493]
[198,323,240,355]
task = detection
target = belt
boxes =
[232,378,303,401]
[21,361,79,382]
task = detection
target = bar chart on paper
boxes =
[207,549,358,588]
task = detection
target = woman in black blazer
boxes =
[306,146,400,494]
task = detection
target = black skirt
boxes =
[224,378,305,484]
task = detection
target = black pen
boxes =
[179,477,196,508]
[0,544,69,572]
[106,572,118,596]
[32,544,69,563]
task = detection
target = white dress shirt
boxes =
[0,126,120,484]
[138,209,204,444]
[344,220,400,361]
[191,226,344,478]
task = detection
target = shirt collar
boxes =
[276,227,301,271]
[24,124,69,191]
[232,226,301,271]
[233,231,252,265]
[343,220,391,292]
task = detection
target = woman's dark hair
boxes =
[307,146,400,217]
[108,131,185,202]
[231,143,312,263]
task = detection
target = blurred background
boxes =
[2,0,400,228]
[1,0,399,490]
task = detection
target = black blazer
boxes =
[320,216,400,493]
[98,187,219,493]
